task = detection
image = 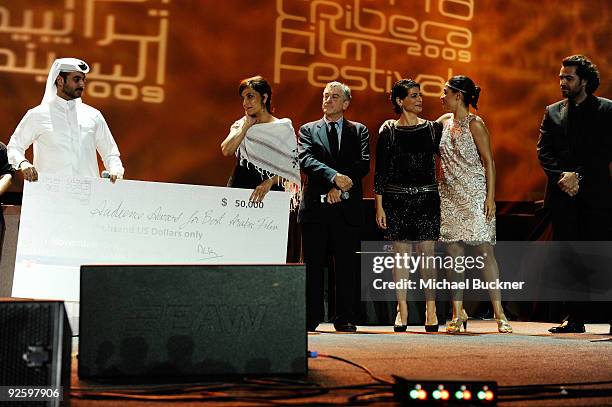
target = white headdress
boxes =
[42,58,90,104]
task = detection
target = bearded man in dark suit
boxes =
[537,55,612,334]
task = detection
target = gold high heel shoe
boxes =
[496,319,513,333]
[446,309,468,334]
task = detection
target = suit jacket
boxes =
[298,118,370,225]
[537,95,612,209]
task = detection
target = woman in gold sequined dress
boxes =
[436,75,513,334]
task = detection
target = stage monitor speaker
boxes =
[0,300,72,406]
[78,264,306,380]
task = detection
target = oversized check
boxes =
[12,174,291,301]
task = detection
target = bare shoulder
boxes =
[469,115,490,136]
[436,112,453,124]
[469,115,487,129]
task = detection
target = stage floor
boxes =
[71,321,612,406]
[307,321,612,406]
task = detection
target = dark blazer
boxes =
[298,118,370,225]
[537,95,612,209]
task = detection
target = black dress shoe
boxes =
[394,324,407,332]
[425,324,439,332]
[334,322,357,332]
[548,321,585,333]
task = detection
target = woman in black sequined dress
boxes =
[374,79,442,332]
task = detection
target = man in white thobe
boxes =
[8,58,124,182]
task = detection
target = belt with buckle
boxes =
[385,183,438,195]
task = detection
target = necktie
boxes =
[327,122,339,158]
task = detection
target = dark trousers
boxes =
[301,220,360,328]
[551,204,611,241]
[551,201,612,324]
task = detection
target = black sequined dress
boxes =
[374,120,443,241]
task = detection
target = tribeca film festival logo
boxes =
[369,250,525,291]
[274,0,473,97]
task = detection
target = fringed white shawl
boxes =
[232,117,301,209]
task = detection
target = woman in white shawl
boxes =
[221,76,300,205]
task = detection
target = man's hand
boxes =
[558,171,579,197]
[20,161,38,182]
[326,187,342,204]
[109,172,123,183]
[334,173,353,192]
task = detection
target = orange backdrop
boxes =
[0,0,610,200]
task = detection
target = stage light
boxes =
[417,389,427,400]
[480,385,495,401]
[393,376,497,405]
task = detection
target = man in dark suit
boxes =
[537,55,612,334]
[298,81,370,332]
[0,143,14,264]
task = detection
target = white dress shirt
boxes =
[323,116,343,146]
[7,96,124,178]
[322,116,344,184]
